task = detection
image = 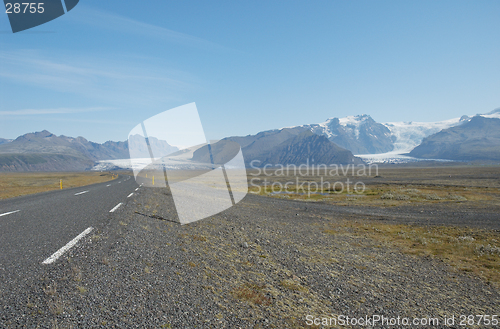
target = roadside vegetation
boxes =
[251,166,500,289]
[21,170,499,328]
[0,172,117,200]
[250,183,500,207]
[323,219,500,289]
[248,166,500,206]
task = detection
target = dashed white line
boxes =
[135,188,139,191]
[127,193,134,198]
[118,181,122,184]
[74,191,89,196]
[106,184,111,187]
[109,203,123,212]
[42,227,93,265]
[0,210,20,217]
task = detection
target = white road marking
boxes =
[106,184,111,187]
[74,191,89,196]
[42,227,93,265]
[109,203,123,212]
[0,210,20,217]
[135,188,139,191]
[127,193,134,198]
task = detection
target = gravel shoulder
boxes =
[3,187,499,328]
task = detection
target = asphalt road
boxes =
[0,173,499,326]
[0,175,138,274]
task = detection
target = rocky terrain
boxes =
[0,153,94,172]
[2,168,499,328]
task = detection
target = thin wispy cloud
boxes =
[72,6,238,53]
[0,106,113,116]
[0,49,199,106]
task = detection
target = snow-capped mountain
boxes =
[289,108,500,159]
[300,114,395,154]
[480,108,500,120]
[382,109,500,154]
[297,112,470,155]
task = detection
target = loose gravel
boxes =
[1,187,499,328]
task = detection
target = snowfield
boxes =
[382,117,468,154]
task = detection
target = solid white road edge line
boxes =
[109,203,123,212]
[0,210,20,217]
[74,191,89,196]
[42,227,93,265]
[127,193,134,198]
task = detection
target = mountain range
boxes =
[192,130,362,167]
[1,108,499,171]
[293,113,477,155]
[300,114,395,154]
[0,130,183,172]
[290,109,500,158]
[409,115,500,161]
[246,131,362,166]
[0,130,129,171]
[0,138,12,145]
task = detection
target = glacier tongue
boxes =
[382,117,465,153]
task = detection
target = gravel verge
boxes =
[3,187,499,328]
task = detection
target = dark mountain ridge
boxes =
[0,138,12,145]
[251,131,363,166]
[0,130,130,171]
[192,129,363,167]
[192,128,363,167]
[409,116,500,161]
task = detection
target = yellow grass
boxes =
[250,183,490,206]
[324,220,500,289]
[248,165,500,207]
[231,282,272,306]
[250,165,500,290]
[0,172,118,200]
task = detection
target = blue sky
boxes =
[1,0,499,143]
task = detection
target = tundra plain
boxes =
[1,165,499,328]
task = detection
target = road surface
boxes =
[0,174,138,276]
